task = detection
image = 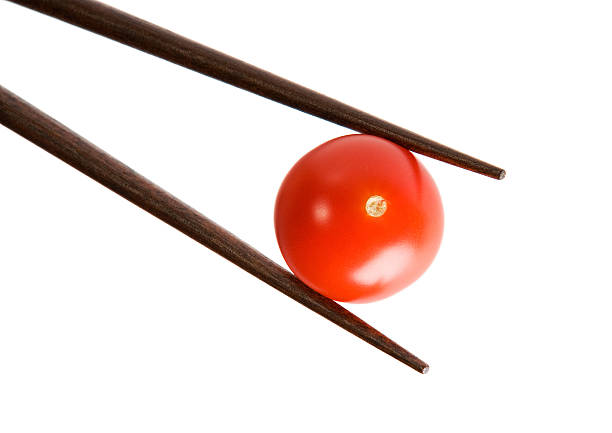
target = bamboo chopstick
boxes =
[0,84,429,373]
[7,0,505,180]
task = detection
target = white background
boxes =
[1,1,611,431]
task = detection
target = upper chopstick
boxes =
[0,84,429,373]
[7,0,505,180]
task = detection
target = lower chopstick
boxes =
[0,85,429,373]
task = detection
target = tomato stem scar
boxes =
[365,195,387,217]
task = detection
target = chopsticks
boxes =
[7,0,505,180]
[0,84,429,373]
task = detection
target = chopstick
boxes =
[0,84,429,374]
[7,0,505,180]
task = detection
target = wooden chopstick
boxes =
[0,85,429,373]
[7,0,505,180]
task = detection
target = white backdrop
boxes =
[1,1,610,431]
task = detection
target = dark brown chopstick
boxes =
[0,84,429,373]
[7,0,505,180]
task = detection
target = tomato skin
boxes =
[274,134,444,303]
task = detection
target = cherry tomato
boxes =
[274,134,444,303]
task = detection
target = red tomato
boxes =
[274,134,444,303]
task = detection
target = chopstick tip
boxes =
[498,169,506,180]
[421,365,430,374]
